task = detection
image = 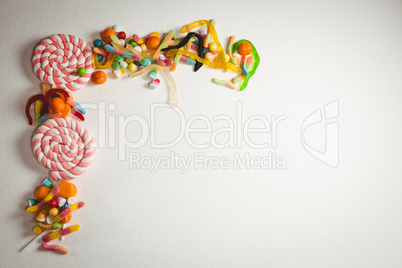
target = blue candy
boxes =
[93,39,103,47]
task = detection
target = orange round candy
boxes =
[102,28,116,42]
[238,42,252,56]
[58,181,77,198]
[60,212,72,224]
[35,186,51,200]
[146,36,161,50]
[58,104,71,119]
[49,97,65,113]
[92,71,107,84]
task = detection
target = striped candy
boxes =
[32,118,96,180]
[32,34,94,91]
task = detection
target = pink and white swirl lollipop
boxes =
[32,118,96,180]
[32,34,94,91]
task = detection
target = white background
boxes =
[1,0,402,267]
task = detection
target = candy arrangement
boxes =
[24,19,259,254]
[25,179,84,254]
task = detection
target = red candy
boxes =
[118,31,126,39]
[48,199,57,208]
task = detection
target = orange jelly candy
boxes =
[146,36,161,50]
[238,42,252,56]
[102,28,116,42]
[35,186,50,200]
[58,181,77,198]
[49,97,65,113]
[92,71,107,84]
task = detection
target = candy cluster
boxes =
[92,19,260,106]
[24,19,259,254]
[26,179,84,254]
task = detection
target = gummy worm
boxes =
[25,94,44,125]
[93,52,114,69]
[153,30,175,59]
[42,225,80,242]
[166,49,240,72]
[129,64,178,106]
[42,243,69,254]
[53,201,85,223]
[105,44,141,61]
[212,78,236,90]
[125,43,153,60]
[162,32,205,71]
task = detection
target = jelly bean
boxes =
[125,57,134,63]
[140,44,147,52]
[127,63,137,72]
[97,54,104,62]
[138,65,144,71]
[199,28,207,37]
[114,55,123,62]
[77,67,86,76]
[148,69,157,80]
[129,39,137,47]
[222,54,230,62]
[134,46,142,52]
[120,61,128,69]
[205,52,213,61]
[112,61,120,70]
[67,197,76,205]
[118,31,126,39]
[209,42,217,52]
[63,203,69,210]
[210,19,216,27]
[48,199,57,208]
[148,79,160,89]
[165,58,173,67]
[92,70,107,84]
[113,25,123,32]
[57,182,77,198]
[102,28,116,42]
[229,57,238,65]
[158,55,166,61]
[93,39,103,47]
[119,39,125,47]
[49,208,59,217]
[132,34,140,42]
[112,68,125,79]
